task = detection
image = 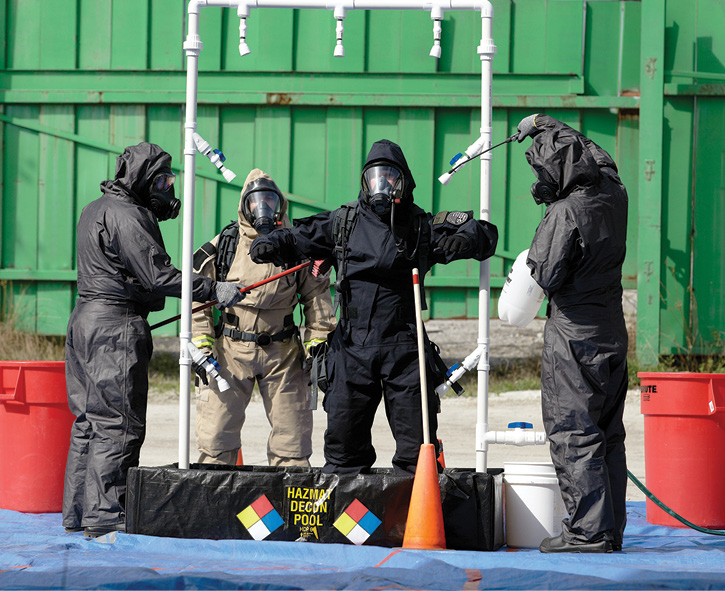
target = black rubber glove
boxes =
[249,239,288,268]
[192,363,208,386]
[436,234,473,255]
[191,347,212,386]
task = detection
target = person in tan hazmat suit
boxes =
[191,169,336,467]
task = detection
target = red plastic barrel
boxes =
[0,361,75,513]
[639,372,725,528]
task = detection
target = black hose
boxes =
[627,469,725,536]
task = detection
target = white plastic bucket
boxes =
[503,462,567,549]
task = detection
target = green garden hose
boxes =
[627,470,725,536]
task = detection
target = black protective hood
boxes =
[524,117,604,201]
[358,139,416,212]
[101,143,173,208]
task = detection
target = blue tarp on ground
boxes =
[2,502,725,590]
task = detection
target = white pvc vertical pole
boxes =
[412,268,431,445]
[475,1,496,473]
[178,6,204,469]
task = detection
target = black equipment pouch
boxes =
[308,340,330,410]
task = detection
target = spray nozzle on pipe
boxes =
[333,6,346,57]
[187,342,230,392]
[429,20,442,58]
[429,7,443,59]
[239,17,251,57]
[435,347,483,397]
[192,132,237,183]
[438,133,518,186]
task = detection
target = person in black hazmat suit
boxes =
[62,142,246,538]
[249,139,498,475]
[515,114,629,553]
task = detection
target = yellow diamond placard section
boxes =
[333,512,356,536]
[237,505,260,529]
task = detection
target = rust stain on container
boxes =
[267,93,292,105]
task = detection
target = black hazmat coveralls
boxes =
[63,143,214,529]
[251,139,498,475]
[525,116,629,546]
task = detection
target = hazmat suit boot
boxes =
[269,455,311,468]
[197,449,239,465]
[539,534,613,554]
[83,522,126,539]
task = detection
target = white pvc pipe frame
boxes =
[179,0,496,472]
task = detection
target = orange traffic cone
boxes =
[236,449,244,466]
[437,438,446,468]
[402,443,447,550]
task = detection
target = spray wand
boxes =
[149,260,312,331]
[438,133,518,186]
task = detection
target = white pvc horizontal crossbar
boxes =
[189,0,490,12]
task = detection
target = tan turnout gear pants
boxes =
[195,335,313,467]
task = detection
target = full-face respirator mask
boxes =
[241,179,283,235]
[148,171,180,221]
[529,166,561,206]
[361,163,404,218]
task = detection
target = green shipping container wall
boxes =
[0,0,722,365]
[638,0,725,363]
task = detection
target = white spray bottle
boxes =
[498,249,545,328]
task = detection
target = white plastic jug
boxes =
[503,462,567,549]
[498,249,545,328]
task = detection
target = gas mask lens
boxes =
[362,165,402,216]
[245,190,281,235]
[153,173,176,193]
[363,166,400,197]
